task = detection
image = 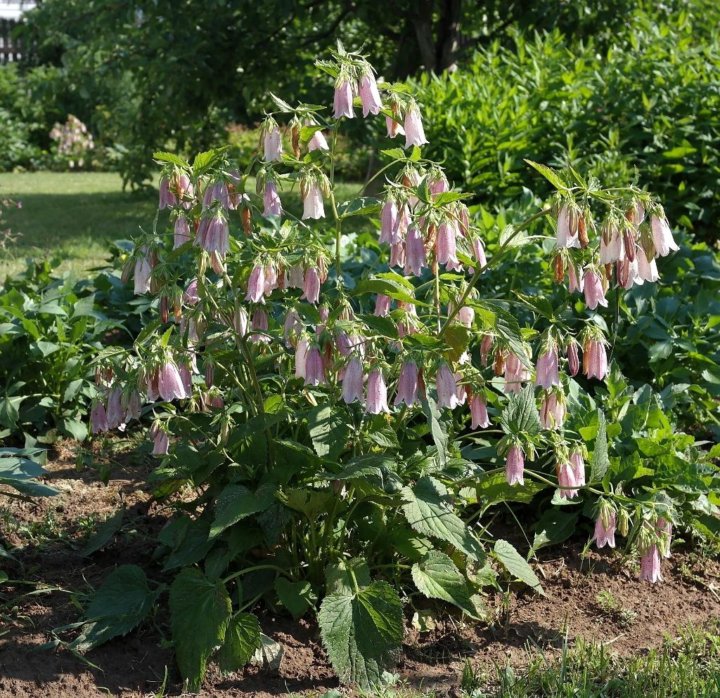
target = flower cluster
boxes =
[49,114,95,169]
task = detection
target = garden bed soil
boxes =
[1,443,719,697]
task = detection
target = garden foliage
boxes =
[66,45,719,691]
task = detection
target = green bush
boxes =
[417,9,720,241]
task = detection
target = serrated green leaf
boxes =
[401,476,484,561]
[217,613,262,673]
[476,472,546,505]
[501,386,541,436]
[169,567,232,692]
[411,551,480,618]
[421,393,449,469]
[318,581,403,687]
[493,539,544,595]
[307,404,350,460]
[524,159,568,191]
[71,564,159,652]
[380,147,406,160]
[153,151,189,167]
[337,197,381,218]
[280,487,336,521]
[210,483,276,538]
[326,558,371,596]
[274,578,316,619]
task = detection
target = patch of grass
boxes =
[0,172,369,277]
[0,172,158,275]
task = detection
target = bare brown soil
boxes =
[1,441,719,697]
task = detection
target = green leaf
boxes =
[493,539,544,595]
[307,405,350,460]
[280,487,336,521]
[217,613,262,674]
[274,578,316,619]
[380,147,406,160]
[421,392,449,469]
[476,472,546,505]
[326,558,372,595]
[210,483,276,538]
[337,197,381,218]
[500,386,540,436]
[401,476,485,561]
[71,565,159,652]
[81,509,124,557]
[524,159,568,190]
[169,567,232,692]
[153,151,189,167]
[318,581,403,687]
[530,509,579,555]
[411,551,480,618]
[352,278,424,306]
[590,410,609,483]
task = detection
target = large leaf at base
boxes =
[421,393,449,468]
[70,564,158,652]
[217,613,262,673]
[401,476,484,561]
[210,483,276,538]
[493,539,544,595]
[590,410,609,483]
[318,580,403,687]
[169,567,232,691]
[411,551,480,618]
[275,577,316,619]
[307,405,351,460]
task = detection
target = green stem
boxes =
[222,563,289,585]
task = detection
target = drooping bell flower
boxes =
[556,204,581,248]
[651,213,679,257]
[556,461,578,499]
[157,360,188,401]
[233,306,249,337]
[374,294,391,317]
[380,199,399,245]
[133,248,152,295]
[302,267,321,305]
[245,265,266,304]
[150,424,170,456]
[583,269,608,310]
[455,373,467,405]
[389,242,405,268]
[456,305,474,328]
[567,263,584,294]
[593,500,617,549]
[308,129,329,151]
[123,390,141,424]
[404,226,427,276]
[583,336,609,380]
[636,246,659,283]
[263,181,283,217]
[359,71,382,117]
[366,368,389,414]
[472,238,487,268]
[436,364,459,410]
[263,123,283,162]
[469,392,490,429]
[90,401,108,434]
[504,352,529,394]
[174,215,192,249]
[436,221,461,270]
[570,448,585,488]
[618,257,640,290]
[639,544,663,583]
[304,345,326,386]
[656,517,673,558]
[178,362,193,396]
[535,344,560,389]
[302,181,325,220]
[395,204,411,243]
[566,341,580,377]
[197,211,230,256]
[599,222,624,264]
[480,334,493,367]
[105,388,123,430]
[540,391,565,429]
[250,309,270,343]
[263,263,278,297]
[394,360,418,407]
[342,356,365,404]
[506,445,524,486]
[203,180,230,210]
[174,172,194,202]
[333,79,355,119]
[283,309,303,348]
[295,337,309,379]
[404,103,428,148]
[429,171,449,197]
[158,177,177,209]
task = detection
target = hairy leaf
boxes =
[493,539,544,595]
[210,483,276,538]
[590,410,609,482]
[307,404,351,460]
[217,613,262,673]
[412,551,480,618]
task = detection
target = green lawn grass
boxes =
[0,172,367,277]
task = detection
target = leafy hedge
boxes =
[417,10,720,241]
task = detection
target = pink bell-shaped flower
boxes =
[436,364,459,409]
[404,103,428,148]
[174,215,192,249]
[359,72,382,117]
[304,345,326,386]
[302,267,321,305]
[469,393,490,429]
[394,360,419,407]
[651,214,679,257]
[366,368,390,414]
[583,269,608,310]
[639,544,663,583]
[506,444,524,486]
[404,226,427,276]
[535,345,560,389]
[245,265,266,304]
[342,356,365,404]
[307,130,329,152]
[302,182,325,220]
[263,181,283,217]
[333,79,355,119]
